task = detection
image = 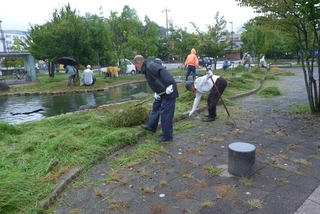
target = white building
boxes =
[0,30,28,52]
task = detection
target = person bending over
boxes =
[185,71,227,122]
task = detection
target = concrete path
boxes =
[50,67,320,214]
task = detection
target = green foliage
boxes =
[258,86,282,98]
[99,130,138,147]
[207,166,223,175]
[0,122,22,138]
[288,104,310,114]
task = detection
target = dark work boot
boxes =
[202,117,215,122]
[140,125,156,133]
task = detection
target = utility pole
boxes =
[162,8,171,36]
[229,22,233,62]
[162,8,171,63]
[0,20,6,52]
[230,22,234,75]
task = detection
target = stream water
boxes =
[0,82,152,124]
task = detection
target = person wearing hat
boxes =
[82,65,96,86]
[133,55,179,142]
[184,48,199,81]
[185,70,227,122]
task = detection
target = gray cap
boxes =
[185,81,194,90]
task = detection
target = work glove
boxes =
[189,110,195,116]
[154,92,161,100]
[207,70,213,77]
[166,84,173,94]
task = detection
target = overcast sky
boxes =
[1,0,256,33]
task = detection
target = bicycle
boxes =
[12,70,27,81]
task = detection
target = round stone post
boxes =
[228,142,256,177]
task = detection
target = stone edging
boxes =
[0,80,146,97]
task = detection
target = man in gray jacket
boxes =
[133,55,179,142]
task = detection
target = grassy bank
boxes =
[0,66,286,213]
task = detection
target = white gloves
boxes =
[154,92,161,100]
[207,70,213,77]
[189,110,195,116]
[166,84,173,94]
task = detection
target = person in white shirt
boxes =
[259,56,267,68]
[185,70,227,122]
[82,65,96,86]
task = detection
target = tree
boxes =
[189,12,229,59]
[107,5,142,62]
[236,0,320,113]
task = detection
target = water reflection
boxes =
[0,82,152,124]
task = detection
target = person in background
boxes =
[184,48,199,81]
[259,56,268,68]
[185,70,227,122]
[243,53,251,67]
[64,64,77,87]
[82,65,96,86]
[133,55,179,142]
[222,59,231,70]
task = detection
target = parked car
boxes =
[119,59,137,75]
[147,57,166,68]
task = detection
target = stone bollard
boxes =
[228,142,256,177]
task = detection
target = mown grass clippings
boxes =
[109,142,166,169]
[175,156,194,164]
[137,167,150,178]
[247,199,263,209]
[68,208,84,214]
[109,200,130,211]
[277,178,289,185]
[93,188,103,197]
[192,180,207,189]
[159,180,168,187]
[258,86,282,98]
[179,170,194,179]
[107,106,149,127]
[291,158,312,167]
[141,186,155,194]
[174,190,194,200]
[150,202,168,214]
[240,177,252,186]
[214,184,237,201]
[290,170,306,176]
[201,200,214,209]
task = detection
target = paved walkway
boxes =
[51,68,320,214]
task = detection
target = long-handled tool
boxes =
[198,51,236,126]
[133,91,166,107]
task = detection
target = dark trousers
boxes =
[147,98,176,141]
[207,77,227,118]
[68,74,77,86]
[186,65,196,81]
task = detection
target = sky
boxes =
[1,0,256,33]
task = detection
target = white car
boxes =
[119,59,137,74]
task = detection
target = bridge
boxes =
[0,51,37,81]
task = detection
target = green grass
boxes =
[0,65,283,213]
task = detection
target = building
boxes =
[0,30,28,52]
[219,33,243,60]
